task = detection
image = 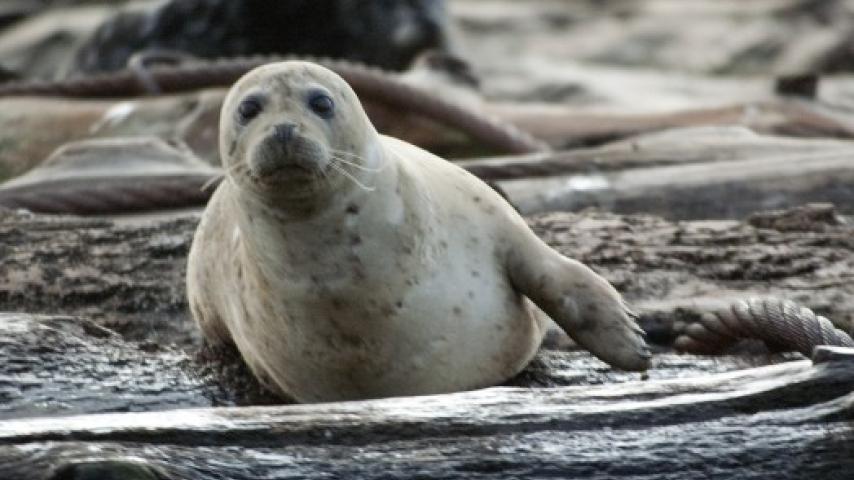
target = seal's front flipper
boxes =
[507,231,651,371]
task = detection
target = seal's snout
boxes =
[273,122,296,147]
[248,123,327,185]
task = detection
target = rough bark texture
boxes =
[529,205,854,337]
[2,204,851,347]
[0,209,197,345]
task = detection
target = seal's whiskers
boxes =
[329,162,375,191]
[329,148,386,172]
[330,154,383,172]
[200,174,224,192]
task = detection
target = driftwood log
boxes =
[0,312,800,418]
[1,203,852,345]
[5,126,854,222]
[490,127,854,217]
[0,336,850,479]
[1,205,853,478]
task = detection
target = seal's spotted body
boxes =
[187,61,650,402]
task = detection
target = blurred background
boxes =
[1,0,854,220]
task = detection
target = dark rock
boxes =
[48,460,170,480]
[69,0,450,75]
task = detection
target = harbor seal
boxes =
[187,61,651,402]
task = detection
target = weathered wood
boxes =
[0,93,223,181]
[459,126,854,180]
[0,346,850,479]
[2,204,852,345]
[485,100,854,148]
[527,206,854,337]
[1,204,853,478]
[0,208,198,345]
[496,127,854,218]
[6,126,854,222]
[0,311,817,479]
[0,89,506,181]
[0,314,224,419]
[0,312,790,418]
[0,313,290,418]
[5,92,854,183]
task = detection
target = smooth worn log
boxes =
[0,137,218,215]
[4,90,854,182]
[485,100,854,148]
[497,127,854,218]
[459,125,854,180]
[6,126,854,221]
[0,92,225,181]
[0,88,523,182]
[0,347,851,479]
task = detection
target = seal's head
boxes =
[220,61,380,199]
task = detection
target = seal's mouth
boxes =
[247,133,328,186]
[251,163,315,186]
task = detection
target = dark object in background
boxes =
[775,73,819,98]
[69,0,449,76]
[0,2,40,30]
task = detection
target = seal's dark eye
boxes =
[308,92,335,119]
[237,97,263,124]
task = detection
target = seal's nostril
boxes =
[273,123,296,145]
